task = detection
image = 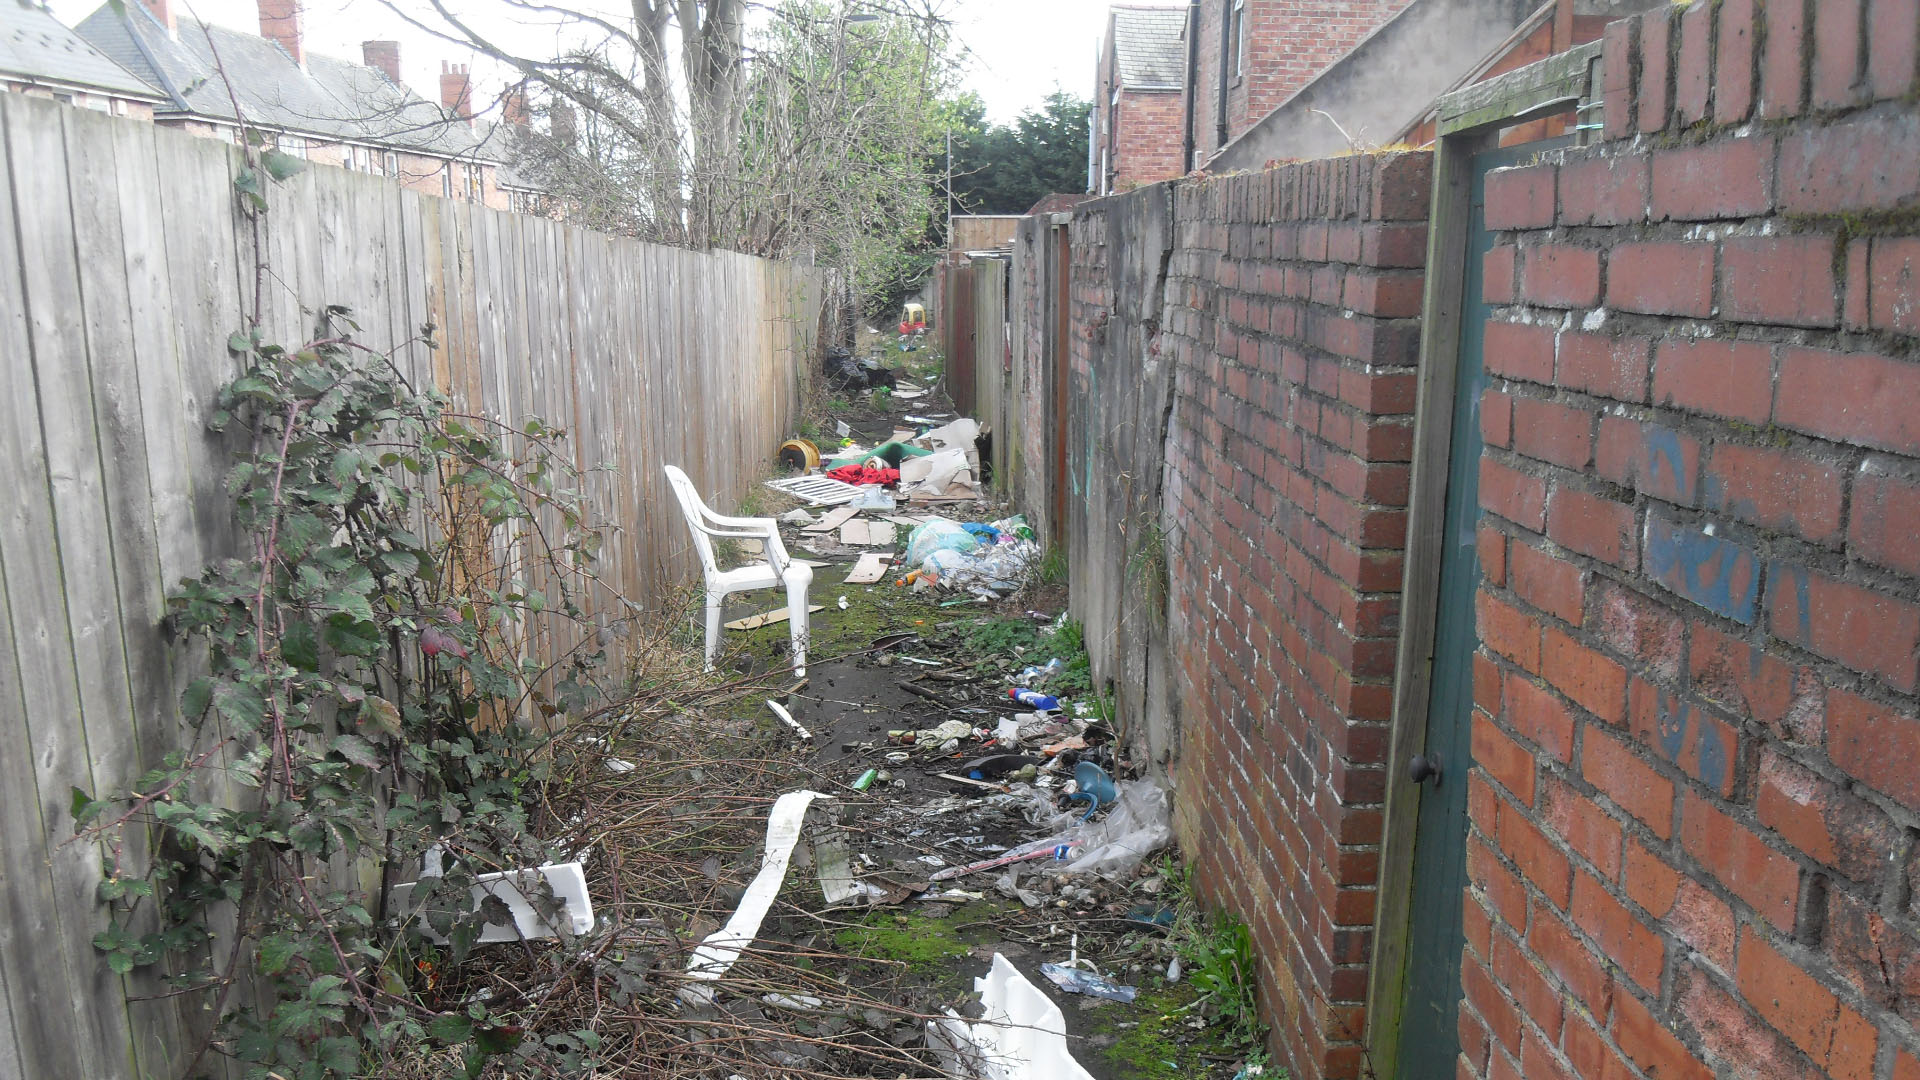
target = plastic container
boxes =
[1009,688,1060,710]
[1017,658,1065,683]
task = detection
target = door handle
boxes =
[1408,754,1441,785]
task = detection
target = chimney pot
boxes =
[362,40,402,85]
[258,0,303,67]
[502,84,530,129]
[440,62,474,124]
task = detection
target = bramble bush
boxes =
[74,310,613,1078]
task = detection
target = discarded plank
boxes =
[843,552,892,584]
[881,514,926,527]
[802,506,859,533]
[724,604,826,631]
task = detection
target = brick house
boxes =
[1092,5,1188,194]
[1186,0,1415,165]
[0,0,165,117]
[72,0,541,212]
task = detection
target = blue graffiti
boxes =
[1696,715,1729,792]
[1644,426,1692,501]
[1646,515,1759,624]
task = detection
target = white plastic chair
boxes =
[664,465,814,676]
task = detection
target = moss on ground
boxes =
[1088,981,1256,1080]
[832,909,974,972]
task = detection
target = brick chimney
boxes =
[139,0,175,35]
[362,40,402,85]
[502,84,530,129]
[258,0,303,66]
[440,62,474,124]
[549,102,576,148]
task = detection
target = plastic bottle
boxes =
[1009,688,1060,710]
[1017,658,1065,683]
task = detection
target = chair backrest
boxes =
[662,465,720,576]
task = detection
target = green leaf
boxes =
[428,1013,473,1044]
[357,696,402,739]
[256,934,298,975]
[330,733,381,768]
[181,677,214,719]
[232,167,267,211]
[227,331,254,354]
[323,614,383,658]
[262,149,307,181]
[212,681,267,731]
[280,620,319,671]
[105,949,136,975]
[379,550,420,577]
[70,786,94,824]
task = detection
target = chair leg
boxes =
[785,566,813,677]
[704,589,724,672]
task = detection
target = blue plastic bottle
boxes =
[1008,688,1060,710]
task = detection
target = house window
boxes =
[383,152,399,178]
[275,134,307,159]
[442,163,453,198]
[465,164,483,202]
[1230,0,1247,80]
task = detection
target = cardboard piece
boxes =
[844,552,893,584]
[802,506,860,533]
[724,604,826,631]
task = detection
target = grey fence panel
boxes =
[0,92,819,1078]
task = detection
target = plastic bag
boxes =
[905,517,977,566]
[1042,778,1173,880]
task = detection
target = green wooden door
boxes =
[1395,140,1550,1070]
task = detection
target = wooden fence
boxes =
[0,92,822,1080]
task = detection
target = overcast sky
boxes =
[48,0,1164,124]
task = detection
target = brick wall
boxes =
[1462,3,1920,1079]
[1112,89,1187,190]
[1191,0,1415,157]
[1158,153,1431,1079]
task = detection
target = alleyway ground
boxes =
[396,340,1269,1079]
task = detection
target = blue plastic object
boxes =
[1066,761,1118,820]
[1009,688,1060,710]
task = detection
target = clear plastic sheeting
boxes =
[1041,778,1174,880]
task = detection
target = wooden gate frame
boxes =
[1364,40,1604,1079]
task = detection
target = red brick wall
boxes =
[1157,153,1432,1079]
[1462,2,1920,1078]
[1190,0,1415,157]
[1112,89,1187,190]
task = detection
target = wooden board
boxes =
[843,552,894,584]
[724,604,827,631]
[839,520,898,547]
[802,506,860,533]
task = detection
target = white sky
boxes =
[47,0,1153,124]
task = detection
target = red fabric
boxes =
[826,464,899,486]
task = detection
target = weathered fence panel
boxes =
[0,92,820,1079]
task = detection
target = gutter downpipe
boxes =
[1181,0,1199,172]
[1214,0,1229,150]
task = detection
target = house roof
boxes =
[74,1,512,163]
[1108,5,1187,91]
[0,0,163,99]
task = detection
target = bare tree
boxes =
[395,0,958,300]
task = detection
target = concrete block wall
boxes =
[1159,152,1433,1079]
[1461,2,1920,1078]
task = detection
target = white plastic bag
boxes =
[905,517,978,566]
